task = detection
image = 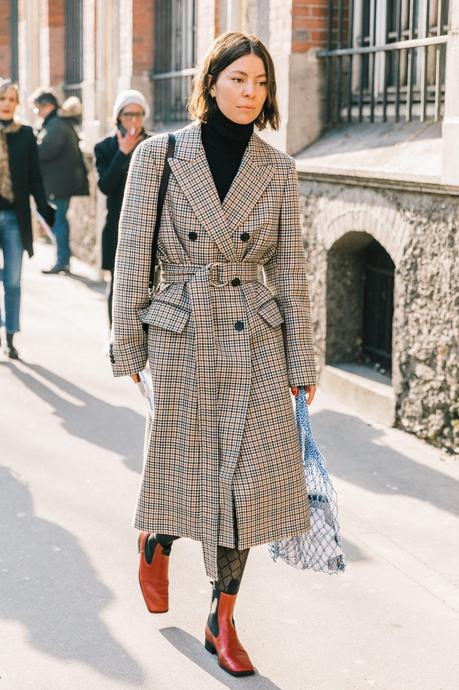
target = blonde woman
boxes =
[0,79,54,359]
[111,33,316,677]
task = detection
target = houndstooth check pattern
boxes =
[111,120,317,579]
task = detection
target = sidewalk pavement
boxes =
[1,242,458,690]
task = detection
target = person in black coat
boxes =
[94,89,151,327]
[32,88,89,274]
[0,79,55,359]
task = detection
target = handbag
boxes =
[269,387,346,574]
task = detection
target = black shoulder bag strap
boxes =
[148,132,176,298]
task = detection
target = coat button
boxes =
[240,232,250,242]
[188,231,198,241]
[234,320,244,331]
[231,277,241,287]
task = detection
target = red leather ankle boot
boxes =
[204,589,254,677]
[137,532,169,613]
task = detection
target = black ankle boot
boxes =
[6,333,19,360]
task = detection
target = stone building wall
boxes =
[67,153,98,267]
[298,176,459,454]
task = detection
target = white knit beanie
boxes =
[112,89,150,121]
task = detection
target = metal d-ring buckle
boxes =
[206,262,230,288]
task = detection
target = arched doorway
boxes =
[326,232,395,378]
[362,239,394,374]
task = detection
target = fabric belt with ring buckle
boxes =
[161,262,261,287]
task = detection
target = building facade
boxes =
[1,0,458,452]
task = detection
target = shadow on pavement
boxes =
[7,361,145,474]
[65,270,106,295]
[311,409,459,518]
[160,627,283,689]
[341,537,367,562]
[0,466,144,685]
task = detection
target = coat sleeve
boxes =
[95,140,130,196]
[27,129,55,226]
[264,158,317,388]
[110,135,169,377]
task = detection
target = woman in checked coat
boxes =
[111,32,317,677]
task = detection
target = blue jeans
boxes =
[0,210,23,334]
[52,197,71,266]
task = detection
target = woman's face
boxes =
[119,103,145,136]
[0,87,18,120]
[209,53,268,125]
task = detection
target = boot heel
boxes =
[205,638,216,655]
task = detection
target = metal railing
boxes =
[151,0,197,128]
[317,0,450,124]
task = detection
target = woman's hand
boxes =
[291,385,316,405]
[130,373,141,383]
[117,128,143,155]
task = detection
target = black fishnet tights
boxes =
[214,545,249,595]
[144,534,249,594]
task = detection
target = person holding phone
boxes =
[94,90,151,330]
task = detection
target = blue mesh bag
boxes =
[269,388,346,574]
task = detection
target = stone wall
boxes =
[68,152,98,267]
[298,175,459,454]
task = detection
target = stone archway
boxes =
[309,188,410,425]
[312,187,410,266]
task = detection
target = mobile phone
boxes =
[117,122,127,136]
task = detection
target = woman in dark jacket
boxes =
[94,90,151,327]
[0,79,55,359]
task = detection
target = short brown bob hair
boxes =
[188,32,280,131]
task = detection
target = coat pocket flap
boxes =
[138,300,191,333]
[257,298,284,328]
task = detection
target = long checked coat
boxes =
[111,120,317,579]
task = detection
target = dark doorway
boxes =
[326,232,394,377]
[363,240,394,372]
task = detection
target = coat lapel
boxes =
[168,123,276,261]
[222,133,276,231]
[168,123,236,261]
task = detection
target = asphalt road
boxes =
[1,243,458,690]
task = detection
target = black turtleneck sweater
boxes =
[201,107,254,202]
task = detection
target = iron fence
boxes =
[317,0,450,124]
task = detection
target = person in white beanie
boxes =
[94,90,151,329]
